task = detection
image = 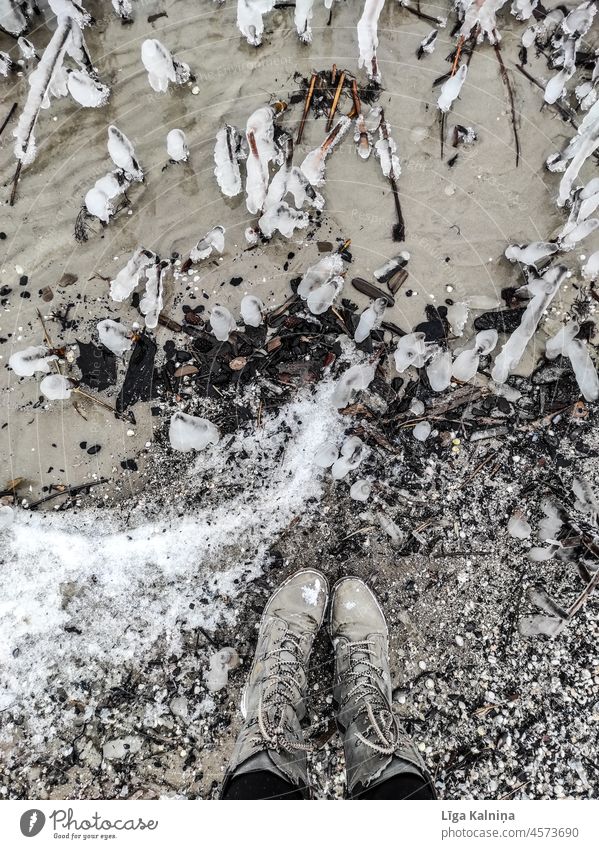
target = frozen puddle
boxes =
[0,384,344,723]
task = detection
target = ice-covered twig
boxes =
[246,103,286,214]
[545,320,599,401]
[417,29,438,59]
[214,124,246,197]
[295,0,315,43]
[301,116,351,187]
[438,63,468,113]
[12,18,72,188]
[458,0,508,44]
[374,109,405,241]
[357,0,385,84]
[547,99,599,207]
[491,264,567,383]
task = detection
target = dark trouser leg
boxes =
[354,772,436,800]
[222,769,304,800]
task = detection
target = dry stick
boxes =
[9,160,22,207]
[351,78,361,115]
[0,102,17,138]
[493,36,521,167]
[401,3,441,25]
[27,478,109,510]
[296,71,317,144]
[566,568,599,619]
[379,109,405,241]
[326,70,346,132]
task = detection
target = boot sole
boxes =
[240,568,330,719]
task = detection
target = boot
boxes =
[221,569,328,798]
[330,577,436,799]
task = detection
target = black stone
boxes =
[76,340,117,391]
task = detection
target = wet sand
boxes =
[2,0,594,499]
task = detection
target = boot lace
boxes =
[253,630,312,753]
[341,639,399,755]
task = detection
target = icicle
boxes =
[394,332,429,372]
[295,0,315,43]
[9,345,58,377]
[237,0,276,47]
[331,436,367,480]
[139,262,164,329]
[169,412,220,452]
[491,265,567,383]
[210,306,237,341]
[214,125,245,198]
[447,302,469,336]
[355,298,386,343]
[331,363,376,408]
[40,374,72,400]
[110,248,157,302]
[107,125,143,182]
[315,441,339,468]
[17,37,36,60]
[141,38,190,93]
[452,329,498,382]
[66,69,110,106]
[240,295,264,327]
[545,320,599,402]
[97,319,133,356]
[582,250,599,280]
[166,129,189,162]
[297,253,345,299]
[438,64,468,113]
[357,0,385,84]
[84,186,113,222]
[307,276,344,315]
[189,225,225,262]
[426,346,452,391]
[350,479,372,501]
[505,242,558,266]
